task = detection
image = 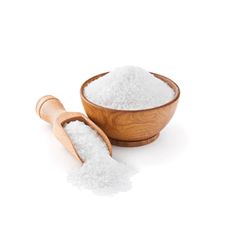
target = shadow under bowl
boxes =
[80,72,180,147]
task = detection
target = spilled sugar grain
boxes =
[84,66,175,110]
[64,120,135,195]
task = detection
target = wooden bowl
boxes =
[80,72,180,147]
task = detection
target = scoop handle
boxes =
[36,95,66,124]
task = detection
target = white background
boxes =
[0,0,236,235]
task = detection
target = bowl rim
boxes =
[80,72,180,113]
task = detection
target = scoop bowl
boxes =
[36,95,112,164]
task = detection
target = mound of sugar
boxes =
[64,120,134,195]
[84,66,175,110]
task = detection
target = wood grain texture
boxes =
[80,72,180,147]
[36,95,112,164]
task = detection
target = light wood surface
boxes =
[80,72,180,147]
[36,95,112,163]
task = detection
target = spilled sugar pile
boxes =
[64,120,134,195]
[84,66,175,110]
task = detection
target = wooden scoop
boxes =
[36,95,112,164]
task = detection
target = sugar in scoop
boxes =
[64,120,134,195]
[36,95,112,163]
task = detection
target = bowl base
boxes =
[109,133,159,147]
